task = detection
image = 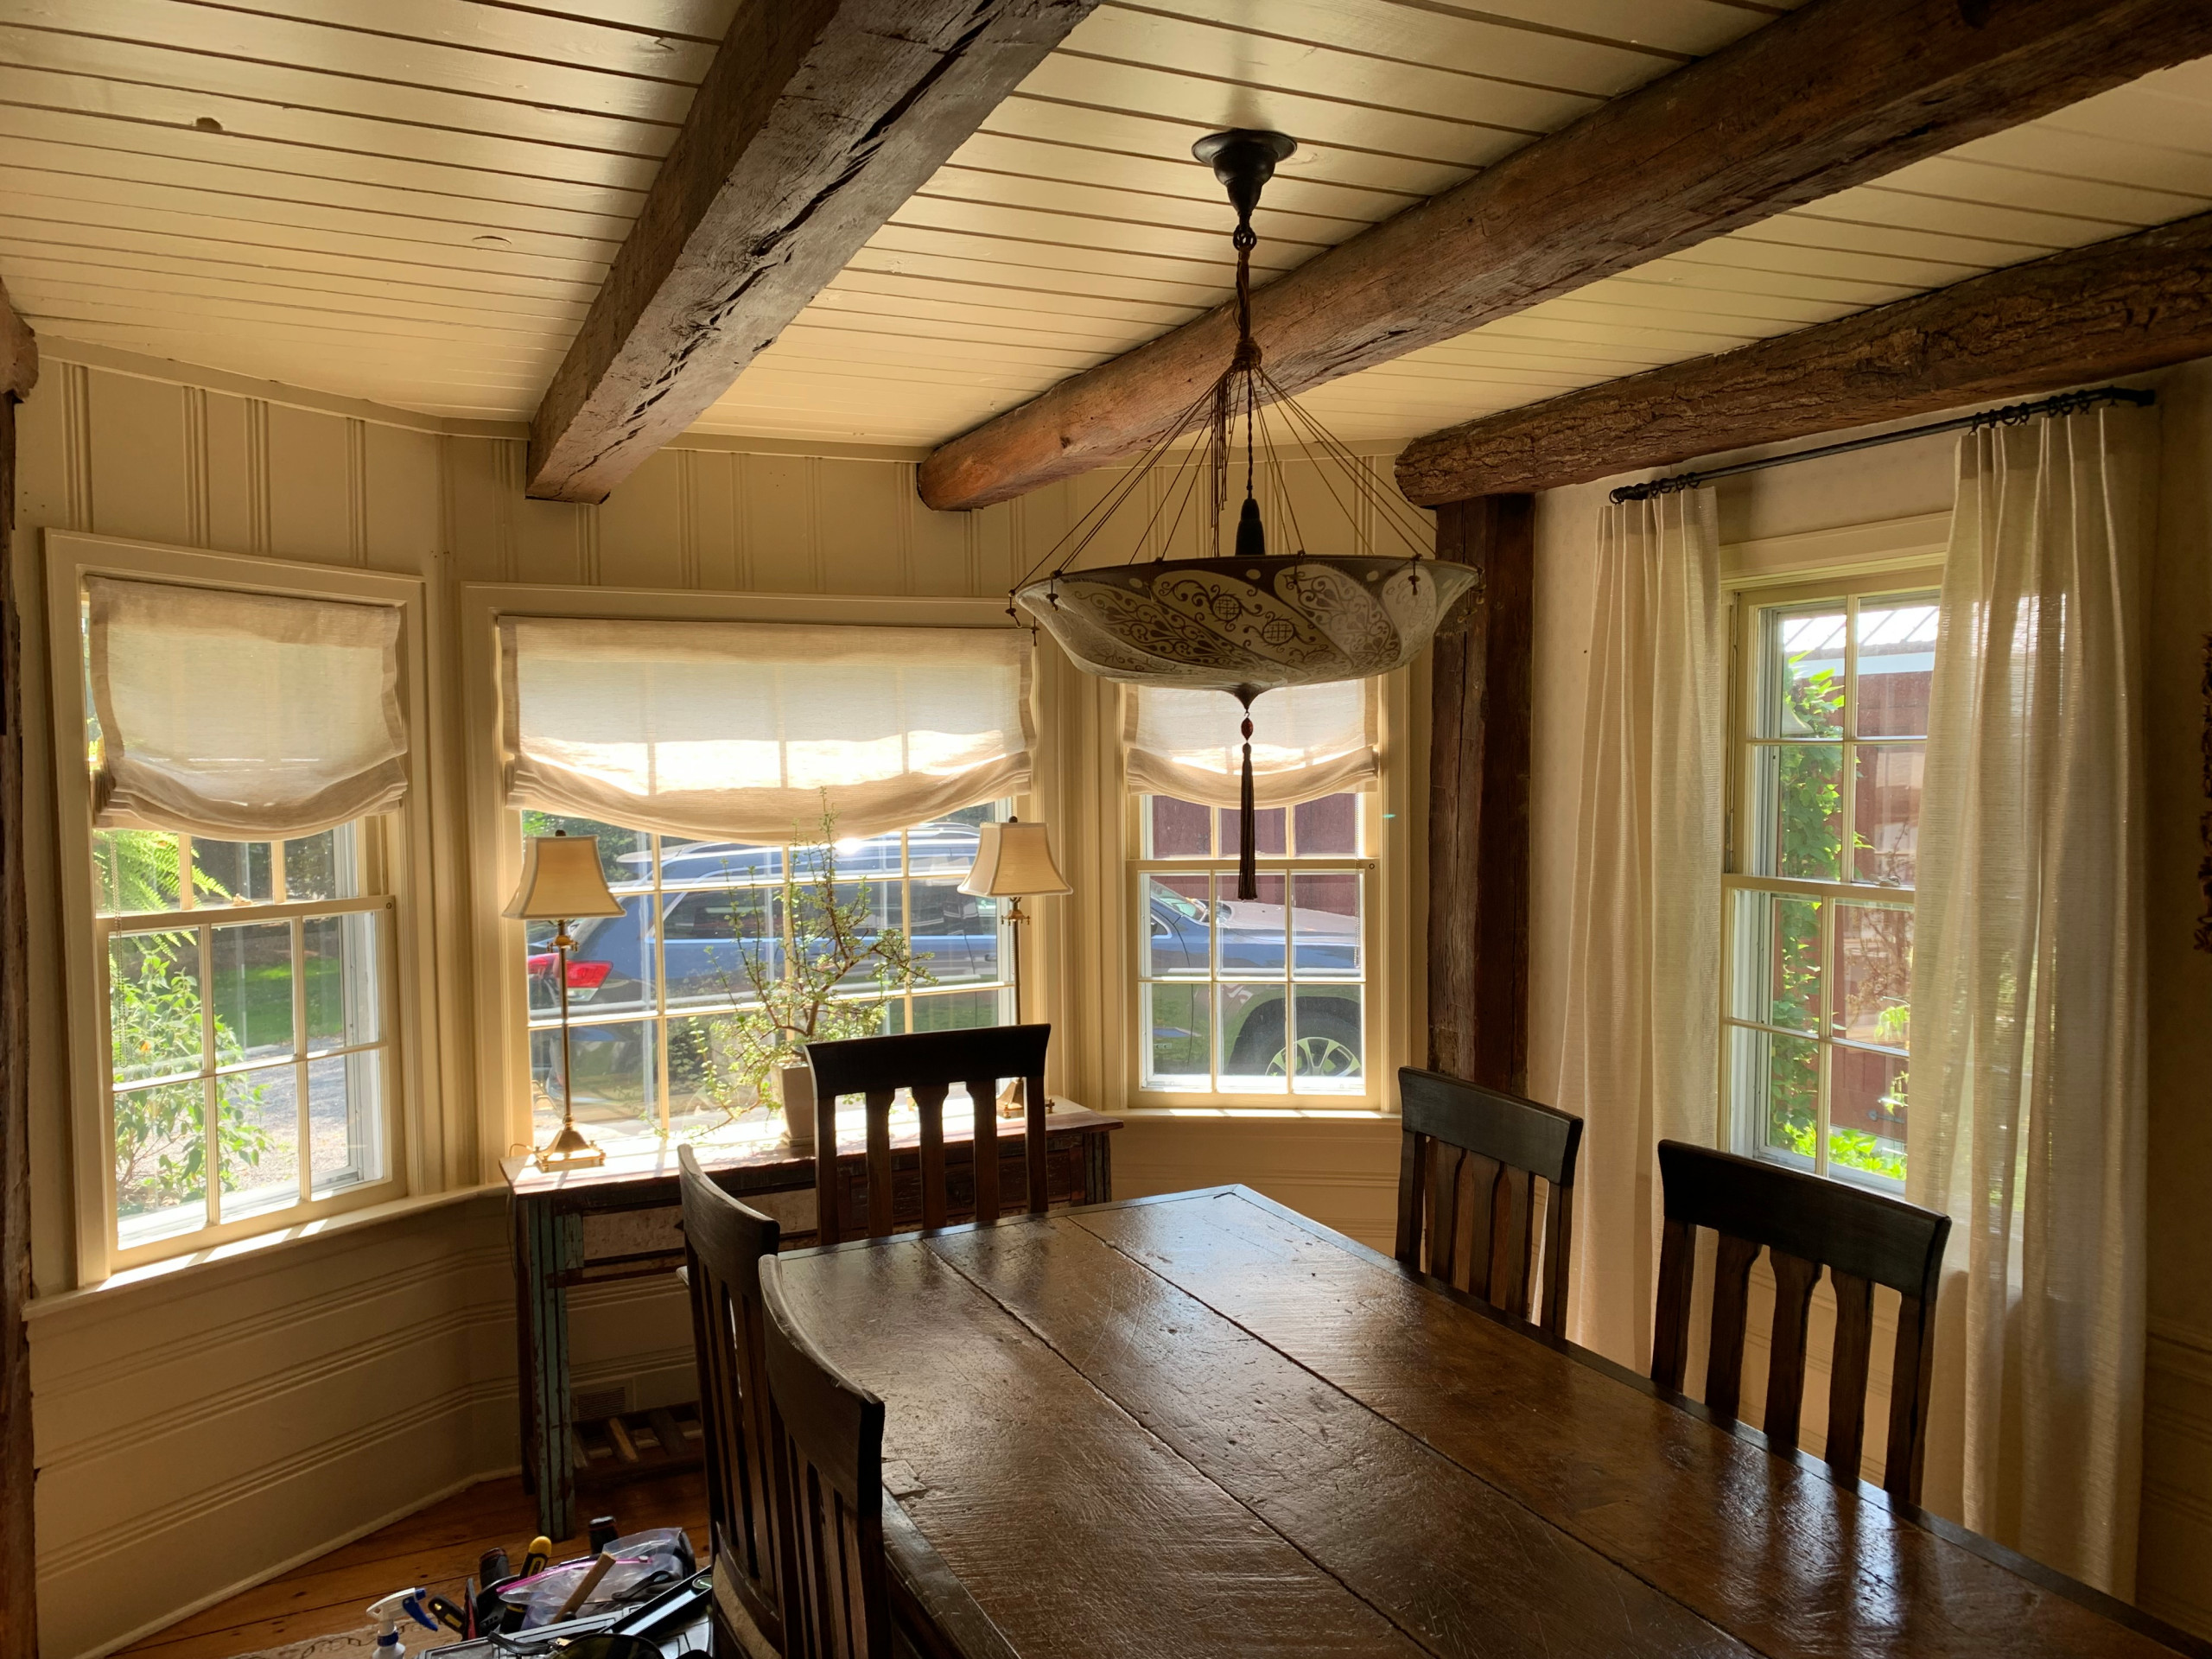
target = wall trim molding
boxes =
[39,1372,512,1567]
[35,340,1410,474]
[25,1187,504,1325]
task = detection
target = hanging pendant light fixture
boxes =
[1011,129,1479,899]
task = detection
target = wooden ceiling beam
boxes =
[1393,210,2212,505]
[526,0,1096,503]
[917,0,2212,512]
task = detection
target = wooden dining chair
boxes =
[1394,1065,1584,1333]
[678,1144,785,1658]
[1650,1139,1951,1502]
[757,1255,892,1659]
[801,1024,1052,1245]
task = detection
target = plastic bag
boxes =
[511,1529,696,1629]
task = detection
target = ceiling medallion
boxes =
[1009,128,1481,898]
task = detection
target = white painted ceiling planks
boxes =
[1,0,2208,449]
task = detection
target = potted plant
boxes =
[695,803,932,1154]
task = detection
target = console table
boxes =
[501,1103,1120,1539]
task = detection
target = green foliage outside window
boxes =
[102,829,272,1219]
[1766,666,1907,1181]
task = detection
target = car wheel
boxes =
[1265,1033,1361,1078]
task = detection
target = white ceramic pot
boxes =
[779,1062,817,1156]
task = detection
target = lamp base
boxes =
[534,1120,605,1172]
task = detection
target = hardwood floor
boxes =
[118,1473,710,1659]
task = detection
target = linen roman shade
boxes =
[88,575,409,839]
[1123,680,1376,807]
[500,617,1033,842]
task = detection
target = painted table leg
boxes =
[526,1202,582,1541]
[1084,1128,1112,1205]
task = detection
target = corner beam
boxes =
[527,0,1097,503]
[1428,495,1532,1094]
[1395,210,2212,504]
[0,276,39,1659]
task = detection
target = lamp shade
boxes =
[959,819,1071,899]
[504,833,626,920]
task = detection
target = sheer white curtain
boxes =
[88,576,409,838]
[1907,404,2156,1595]
[501,617,1032,841]
[1554,491,1726,1365]
[1123,680,1376,806]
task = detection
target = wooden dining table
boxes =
[770,1185,2209,1659]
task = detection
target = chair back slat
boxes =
[760,1257,890,1659]
[1823,1268,1877,1483]
[1651,1140,1951,1501]
[1888,1292,1939,1497]
[1762,1248,1822,1449]
[1395,1067,1584,1333]
[914,1083,949,1232]
[862,1090,897,1239]
[802,1026,1051,1244]
[1703,1231,1761,1423]
[678,1145,785,1651]
[1497,1163,1535,1321]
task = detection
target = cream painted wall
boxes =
[1526,373,2212,1637]
[12,341,1414,1659]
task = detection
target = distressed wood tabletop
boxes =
[772,1186,2207,1659]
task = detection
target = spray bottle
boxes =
[366,1588,440,1659]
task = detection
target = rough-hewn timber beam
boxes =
[918,0,2212,512]
[527,0,1096,503]
[1395,211,2212,505]
[0,276,39,1659]
[1429,496,1532,1095]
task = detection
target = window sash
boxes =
[1721,575,1935,1190]
[99,881,399,1254]
[1128,783,1381,1105]
[518,818,1016,1141]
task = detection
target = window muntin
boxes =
[97,824,393,1252]
[1133,792,1370,1099]
[1724,585,1935,1187]
[518,803,1014,1146]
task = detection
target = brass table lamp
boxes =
[960,818,1071,1113]
[506,830,626,1170]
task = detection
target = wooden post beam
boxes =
[918,0,2212,513]
[525,0,1096,504]
[1395,210,2212,505]
[0,276,39,1659]
[1428,495,1532,1094]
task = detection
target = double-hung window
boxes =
[49,535,423,1275]
[1722,575,1938,1187]
[1134,791,1373,1097]
[491,604,1035,1147]
[99,825,395,1250]
[1124,677,1384,1102]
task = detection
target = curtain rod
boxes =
[1606,385,2157,505]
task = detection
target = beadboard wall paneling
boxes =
[1109,1113,1402,1253]
[25,1197,513,1659]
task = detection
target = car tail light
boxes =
[566,961,613,989]
[526,951,556,976]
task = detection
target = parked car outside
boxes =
[526,819,1363,1101]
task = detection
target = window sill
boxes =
[29,1182,504,1318]
[1116,1103,1395,1124]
